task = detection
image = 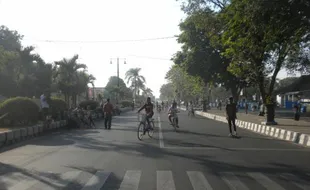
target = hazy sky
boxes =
[0,0,289,98]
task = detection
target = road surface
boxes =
[0,110,309,190]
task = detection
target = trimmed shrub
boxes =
[120,100,132,108]
[49,98,67,120]
[79,100,99,110]
[0,97,40,126]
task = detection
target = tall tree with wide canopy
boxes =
[220,0,310,123]
[173,10,246,101]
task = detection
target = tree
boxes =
[219,0,310,123]
[0,25,23,51]
[165,65,204,102]
[105,76,132,101]
[173,11,246,101]
[178,0,230,13]
[53,54,87,106]
[142,88,153,97]
[160,83,175,100]
[125,68,146,101]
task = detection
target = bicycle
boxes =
[188,108,195,117]
[137,113,155,141]
[170,111,179,132]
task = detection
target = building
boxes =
[88,87,105,101]
[275,75,310,109]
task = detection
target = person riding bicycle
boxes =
[168,101,179,128]
[189,101,195,116]
[137,97,154,128]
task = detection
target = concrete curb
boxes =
[180,108,310,148]
[0,120,68,147]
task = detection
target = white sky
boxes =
[0,0,290,98]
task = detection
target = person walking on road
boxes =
[103,98,114,129]
[226,97,238,137]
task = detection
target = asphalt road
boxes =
[0,110,309,190]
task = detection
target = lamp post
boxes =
[110,57,126,104]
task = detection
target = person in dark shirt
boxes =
[137,97,154,128]
[103,98,114,129]
[225,97,238,136]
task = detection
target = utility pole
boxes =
[110,57,126,104]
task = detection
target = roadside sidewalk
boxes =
[180,107,310,148]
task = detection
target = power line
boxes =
[127,55,172,61]
[23,36,178,44]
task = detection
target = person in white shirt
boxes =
[40,91,50,120]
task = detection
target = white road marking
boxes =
[220,172,249,190]
[280,173,310,190]
[247,172,285,190]
[187,171,214,190]
[158,116,165,148]
[157,171,176,190]
[162,146,310,151]
[82,171,111,190]
[118,170,141,190]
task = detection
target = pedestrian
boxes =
[103,98,114,129]
[225,97,238,137]
[40,89,51,123]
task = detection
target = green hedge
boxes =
[0,97,40,126]
[49,98,67,120]
[120,100,132,108]
[79,100,99,110]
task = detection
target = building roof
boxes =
[275,75,310,95]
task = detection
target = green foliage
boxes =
[50,97,67,112]
[120,100,132,108]
[164,65,204,101]
[160,83,175,100]
[125,68,146,99]
[220,0,310,101]
[0,97,40,126]
[78,100,99,110]
[104,76,132,101]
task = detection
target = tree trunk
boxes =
[92,86,95,100]
[134,76,137,102]
[86,87,89,100]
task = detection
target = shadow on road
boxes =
[0,162,84,190]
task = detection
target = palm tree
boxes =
[85,74,96,100]
[53,54,87,106]
[142,87,153,97]
[125,68,145,102]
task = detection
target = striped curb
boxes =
[180,108,310,148]
[0,120,68,147]
[0,107,132,148]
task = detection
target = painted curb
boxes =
[180,107,310,148]
[0,120,67,147]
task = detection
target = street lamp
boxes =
[110,57,126,104]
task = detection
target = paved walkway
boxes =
[207,108,310,135]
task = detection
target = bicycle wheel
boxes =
[137,122,145,141]
[172,118,177,132]
[148,121,155,138]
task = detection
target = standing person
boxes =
[40,90,50,121]
[103,98,114,129]
[226,97,238,137]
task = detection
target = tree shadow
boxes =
[0,162,84,190]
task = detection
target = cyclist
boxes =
[168,101,179,128]
[137,97,154,129]
[189,101,195,116]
